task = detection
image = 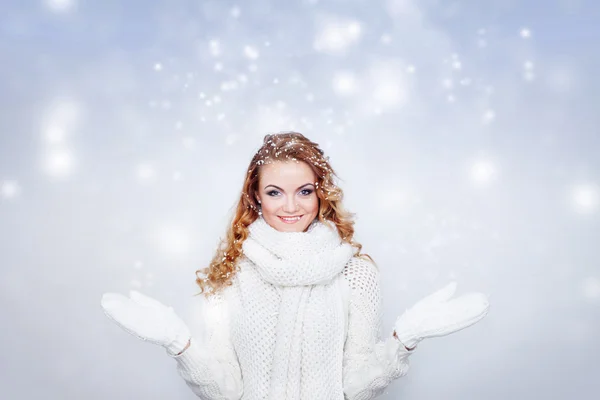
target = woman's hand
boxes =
[101,290,192,356]
[393,282,490,349]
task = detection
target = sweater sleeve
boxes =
[168,290,243,400]
[342,257,416,400]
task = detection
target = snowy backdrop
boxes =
[1,0,599,399]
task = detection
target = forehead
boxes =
[258,161,316,183]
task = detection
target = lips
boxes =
[278,215,303,223]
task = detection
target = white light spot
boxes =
[133,260,143,270]
[447,94,456,103]
[173,171,183,181]
[42,149,74,178]
[135,163,156,182]
[452,61,462,70]
[154,225,192,256]
[570,183,599,213]
[482,109,495,124]
[209,40,221,57]
[524,71,536,82]
[332,71,357,96]
[520,28,532,38]
[45,0,75,12]
[154,63,162,71]
[230,6,241,18]
[221,80,238,91]
[214,62,223,71]
[470,159,498,184]
[368,61,410,109]
[244,45,259,60]
[1,180,21,199]
[313,17,362,53]
[42,98,81,143]
[442,78,453,89]
[406,65,416,74]
[381,34,392,44]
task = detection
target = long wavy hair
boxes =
[194,132,374,297]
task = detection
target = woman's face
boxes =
[256,161,319,232]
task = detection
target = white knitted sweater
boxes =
[170,222,415,400]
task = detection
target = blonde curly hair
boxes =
[195,132,374,297]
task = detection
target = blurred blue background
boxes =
[1,0,599,399]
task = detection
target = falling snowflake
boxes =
[482,109,496,124]
[570,183,599,213]
[209,40,221,57]
[244,45,259,60]
[1,180,21,199]
[313,17,362,53]
[45,0,75,12]
[135,163,156,182]
[520,28,532,38]
[154,225,192,256]
[470,158,498,184]
[332,71,357,96]
[42,149,75,178]
[230,6,241,18]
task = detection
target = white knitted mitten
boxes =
[101,290,191,356]
[394,282,490,349]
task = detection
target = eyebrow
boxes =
[264,183,314,191]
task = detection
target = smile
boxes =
[278,215,303,223]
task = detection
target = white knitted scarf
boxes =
[241,216,354,399]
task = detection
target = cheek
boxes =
[305,197,319,212]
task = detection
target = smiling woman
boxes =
[101,132,490,400]
[256,161,319,232]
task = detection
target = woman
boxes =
[101,132,490,400]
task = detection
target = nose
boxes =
[282,196,299,213]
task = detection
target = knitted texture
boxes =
[239,216,354,399]
[170,220,415,399]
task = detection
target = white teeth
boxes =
[280,216,301,221]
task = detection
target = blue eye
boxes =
[266,190,280,196]
[300,189,313,196]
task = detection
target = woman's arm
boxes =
[342,257,416,400]
[169,291,243,400]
